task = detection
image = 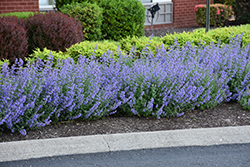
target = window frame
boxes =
[39,0,55,12]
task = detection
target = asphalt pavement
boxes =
[1,143,250,167]
[0,126,250,166]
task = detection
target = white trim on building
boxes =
[39,0,55,12]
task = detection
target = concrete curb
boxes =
[1,126,250,162]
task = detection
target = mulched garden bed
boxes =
[1,101,250,143]
[1,23,249,143]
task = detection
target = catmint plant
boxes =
[0,34,249,136]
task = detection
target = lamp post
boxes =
[147,3,160,31]
[206,0,211,32]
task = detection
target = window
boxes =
[39,0,54,6]
[141,0,172,3]
[143,1,173,25]
[141,0,152,2]
[39,0,55,12]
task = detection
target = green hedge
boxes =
[25,48,70,67]
[98,0,145,41]
[2,23,250,70]
[65,40,122,62]
[60,2,103,41]
[119,36,164,56]
[55,0,100,11]
[161,24,250,47]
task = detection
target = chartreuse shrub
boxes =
[0,16,28,65]
[160,24,250,47]
[0,12,37,19]
[60,2,103,41]
[1,36,250,135]
[195,3,233,27]
[26,12,84,54]
[98,0,145,41]
[119,36,165,56]
[65,40,122,62]
[25,48,70,67]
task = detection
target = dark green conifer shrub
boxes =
[55,0,100,11]
[60,2,103,41]
[98,0,145,41]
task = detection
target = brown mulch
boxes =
[1,101,250,143]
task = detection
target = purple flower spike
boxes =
[177,112,184,117]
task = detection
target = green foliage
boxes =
[214,0,234,7]
[60,2,103,41]
[160,24,250,48]
[238,89,250,111]
[55,0,77,11]
[55,0,100,11]
[194,4,233,27]
[65,40,122,62]
[25,48,70,66]
[0,59,9,71]
[98,0,145,41]
[232,0,250,24]
[0,12,38,19]
[119,36,164,56]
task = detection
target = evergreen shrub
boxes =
[26,12,84,54]
[98,0,145,41]
[55,0,100,11]
[60,2,103,41]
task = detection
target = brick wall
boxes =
[145,0,214,30]
[0,0,39,14]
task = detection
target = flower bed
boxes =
[0,35,250,136]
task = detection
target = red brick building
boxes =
[0,0,214,29]
[0,0,39,13]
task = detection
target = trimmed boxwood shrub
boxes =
[55,0,101,11]
[26,12,84,54]
[195,4,233,27]
[98,0,145,41]
[0,16,28,65]
[60,2,103,41]
[65,40,122,62]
